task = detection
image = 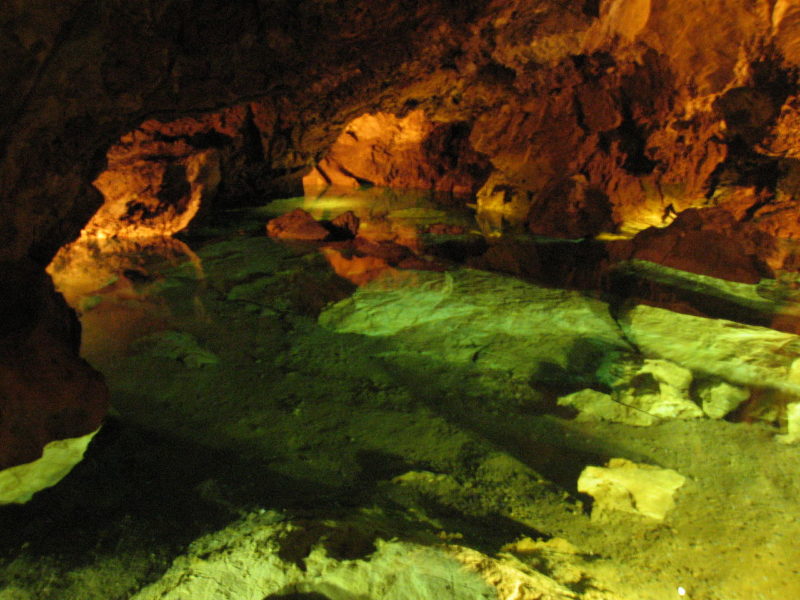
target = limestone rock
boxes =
[620,304,800,397]
[9,0,800,485]
[559,355,704,426]
[577,458,686,521]
[132,512,577,600]
[558,388,657,426]
[695,379,751,419]
[89,124,222,238]
[596,354,703,422]
[320,269,630,383]
[303,110,490,196]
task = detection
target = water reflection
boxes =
[48,236,206,357]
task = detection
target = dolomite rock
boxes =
[578,458,686,521]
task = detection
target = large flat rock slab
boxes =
[320,269,631,384]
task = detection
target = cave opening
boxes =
[5,2,800,599]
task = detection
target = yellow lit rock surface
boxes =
[131,512,581,600]
[90,148,219,239]
[577,458,686,521]
[0,428,98,505]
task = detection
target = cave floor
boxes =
[2,192,800,600]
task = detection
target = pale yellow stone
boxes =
[577,458,686,521]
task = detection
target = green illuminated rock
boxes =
[320,269,631,385]
[620,304,800,397]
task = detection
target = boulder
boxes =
[266,208,331,241]
[695,379,751,419]
[615,209,773,284]
[559,355,703,426]
[320,269,631,383]
[577,458,686,521]
[302,111,490,196]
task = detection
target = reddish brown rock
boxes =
[330,211,360,238]
[266,209,331,241]
[0,261,108,471]
[614,209,774,284]
[303,111,490,196]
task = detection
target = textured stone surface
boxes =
[620,303,800,396]
[6,0,800,478]
[320,269,631,383]
[266,208,331,241]
[303,110,490,195]
[578,458,686,521]
[131,512,577,600]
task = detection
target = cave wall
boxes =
[4,0,800,476]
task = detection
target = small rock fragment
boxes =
[577,458,686,521]
[558,388,657,426]
[695,379,750,419]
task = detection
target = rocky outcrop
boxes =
[0,260,108,500]
[303,110,490,196]
[611,208,775,283]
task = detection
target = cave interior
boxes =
[3,1,800,599]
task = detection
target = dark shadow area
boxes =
[0,416,348,598]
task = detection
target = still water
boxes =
[3,189,798,599]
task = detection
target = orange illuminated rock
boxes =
[90,148,219,239]
[303,110,490,196]
[266,208,331,241]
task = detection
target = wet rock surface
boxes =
[1,209,800,598]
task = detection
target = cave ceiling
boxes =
[2,0,800,265]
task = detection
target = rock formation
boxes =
[6,0,800,491]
